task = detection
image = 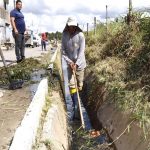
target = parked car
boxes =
[25,30,34,48]
[33,36,41,47]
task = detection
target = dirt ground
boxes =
[97,102,150,150]
[0,86,31,150]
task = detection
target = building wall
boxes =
[0,1,4,8]
[0,0,5,44]
[0,0,9,9]
[0,0,10,45]
[0,27,5,44]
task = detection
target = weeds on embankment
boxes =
[85,12,150,138]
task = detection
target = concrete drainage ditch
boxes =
[33,91,68,150]
[9,47,116,150]
[61,57,115,150]
[9,78,69,150]
[9,78,48,150]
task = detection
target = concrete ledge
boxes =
[50,48,58,63]
[9,78,48,150]
[39,92,68,150]
[48,47,58,71]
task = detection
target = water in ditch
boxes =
[29,69,47,98]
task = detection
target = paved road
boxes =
[0,45,50,67]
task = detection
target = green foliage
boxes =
[139,17,150,43]
[0,58,40,84]
[85,11,150,136]
[0,57,48,85]
[47,31,62,41]
[126,45,150,81]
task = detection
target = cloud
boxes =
[8,0,150,32]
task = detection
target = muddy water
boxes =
[0,87,31,150]
[30,69,46,98]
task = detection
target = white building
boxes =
[0,0,11,45]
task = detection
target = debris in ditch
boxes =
[90,130,101,138]
[0,58,46,88]
[71,121,114,150]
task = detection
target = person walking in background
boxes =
[10,0,26,63]
[61,17,86,119]
[41,33,47,51]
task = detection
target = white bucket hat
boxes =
[66,17,78,26]
[63,17,82,32]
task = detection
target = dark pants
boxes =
[71,92,78,110]
[13,32,25,61]
[71,92,79,119]
[41,40,46,51]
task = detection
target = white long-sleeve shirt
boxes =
[61,31,86,70]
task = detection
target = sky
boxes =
[8,0,150,33]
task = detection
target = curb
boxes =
[9,78,48,150]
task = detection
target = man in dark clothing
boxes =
[10,0,26,63]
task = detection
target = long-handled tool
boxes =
[0,47,24,90]
[72,69,85,129]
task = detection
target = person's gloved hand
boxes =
[70,62,77,70]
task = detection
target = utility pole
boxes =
[106,5,108,40]
[55,31,58,45]
[87,23,89,36]
[128,0,132,24]
[14,0,15,9]
[94,17,96,35]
